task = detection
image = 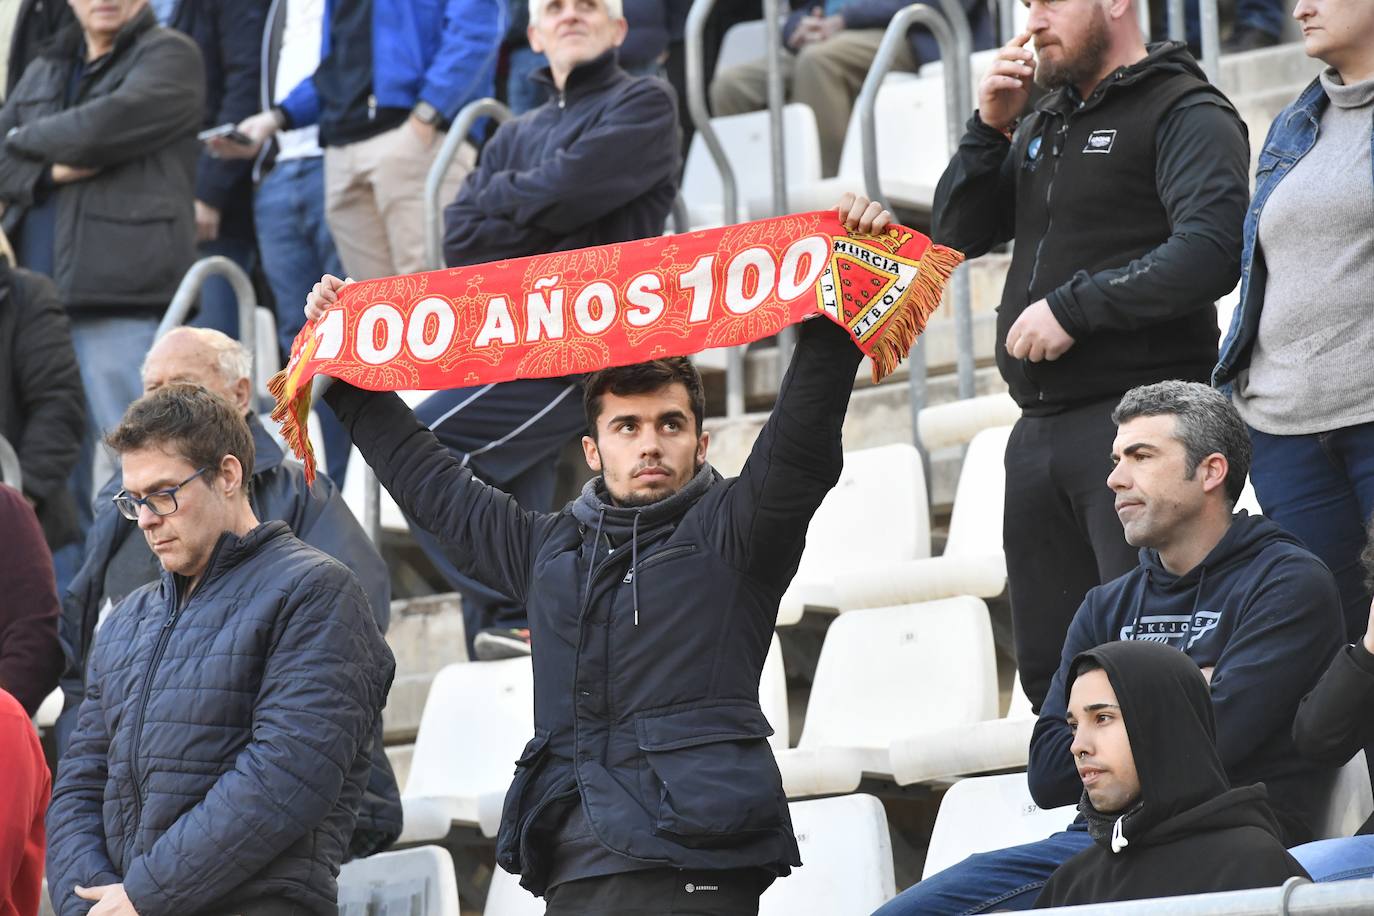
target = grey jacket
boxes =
[0,8,203,308]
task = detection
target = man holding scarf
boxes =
[303,193,891,914]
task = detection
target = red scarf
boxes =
[270,210,962,481]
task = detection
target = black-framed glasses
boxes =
[113,467,210,521]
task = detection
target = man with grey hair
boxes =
[931,0,1251,715]
[876,380,1343,914]
[55,326,402,858]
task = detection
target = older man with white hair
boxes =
[55,326,401,858]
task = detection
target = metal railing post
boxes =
[424,98,515,272]
[0,433,20,490]
[998,0,1017,43]
[763,0,796,385]
[1137,0,1152,39]
[686,0,745,418]
[936,0,977,402]
[1199,0,1221,84]
[1167,0,1185,42]
[156,256,261,399]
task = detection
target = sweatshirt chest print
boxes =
[1083,129,1117,154]
[1120,610,1222,648]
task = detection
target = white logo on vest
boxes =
[1084,129,1118,154]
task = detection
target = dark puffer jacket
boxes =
[45,522,394,916]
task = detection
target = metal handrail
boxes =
[0,433,20,491]
[997,0,1016,43]
[762,0,796,381]
[936,0,977,403]
[424,97,515,272]
[686,0,746,418]
[1168,0,1185,41]
[1198,0,1220,84]
[155,256,262,399]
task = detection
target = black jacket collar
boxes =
[530,50,626,105]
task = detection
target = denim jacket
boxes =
[1214,78,1374,389]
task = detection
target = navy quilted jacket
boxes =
[45,522,394,916]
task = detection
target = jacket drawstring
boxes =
[1111,814,1130,854]
[630,510,641,626]
[585,509,606,604]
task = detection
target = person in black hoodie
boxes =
[1286,528,1374,882]
[1035,641,1308,907]
[931,0,1250,714]
[875,380,1342,915]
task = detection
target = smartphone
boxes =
[197,123,254,146]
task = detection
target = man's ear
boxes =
[1199,453,1229,496]
[609,15,629,47]
[219,453,245,498]
[232,376,252,413]
[696,429,710,466]
[527,23,545,55]
[1107,0,1134,22]
[582,435,603,473]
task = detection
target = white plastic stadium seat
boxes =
[922,773,1077,880]
[337,845,461,916]
[759,794,896,915]
[774,597,998,797]
[777,443,930,626]
[715,19,769,72]
[484,865,545,916]
[680,105,823,229]
[32,688,63,731]
[397,658,534,844]
[916,393,1020,453]
[891,673,1036,786]
[1319,751,1374,840]
[761,633,790,751]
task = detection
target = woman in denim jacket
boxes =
[1213,0,1374,645]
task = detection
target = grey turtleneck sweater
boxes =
[1234,69,1374,435]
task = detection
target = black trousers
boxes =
[1003,398,1139,710]
[543,868,770,916]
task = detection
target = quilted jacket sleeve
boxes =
[118,566,394,914]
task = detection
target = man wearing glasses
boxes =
[45,384,394,916]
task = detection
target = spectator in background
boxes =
[207,0,352,484]
[56,327,401,856]
[0,686,49,916]
[156,0,271,340]
[1035,642,1307,908]
[877,382,1344,913]
[711,0,994,176]
[1214,0,1374,643]
[46,384,394,916]
[502,0,690,114]
[411,0,681,659]
[931,0,1249,712]
[228,0,504,281]
[0,242,84,560]
[0,483,62,717]
[1287,526,1374,882]
[1,0,75,99]
[0,0,203,554]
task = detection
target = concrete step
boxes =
[382,593,468,744]
[1218,41,1321,99]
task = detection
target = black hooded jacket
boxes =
[1036,641,1308,907]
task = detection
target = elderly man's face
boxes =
[68,0,146,40]
[142,330,251,413]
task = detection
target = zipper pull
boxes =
[622,569,633,585]
[368,94,377,120]
[558,91,566,110]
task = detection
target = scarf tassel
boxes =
[864,243,965,384]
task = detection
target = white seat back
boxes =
[681,105,822,227]
[762,633,789,750]
[484,866,546,916]
[798,597,998,751]
[716,19,769,72]
[1007,674,1033,718]
[923,773,1077,880]
[338,846,461,916]
[760,795,896,915]
[943,426,1012,559]
[1320,751,1374,840]
[404,658,535,803]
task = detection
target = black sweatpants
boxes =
[543,868,771,916]
[1004,397,1139,711]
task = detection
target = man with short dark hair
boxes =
[875,380,1343,914]
[932,0,1250,713]
[306,193,888,913]
[1035,641,1307,907]
[57,326,401,856]
[45,384,394,916]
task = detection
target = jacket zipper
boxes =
[368,93,377,120]
[1023,114,1072,403]
[622,544,696,585]
[128,539,226,831]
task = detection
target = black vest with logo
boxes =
[998,59,1227,413]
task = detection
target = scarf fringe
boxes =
[863,243,965,384]
[267,368,319,484]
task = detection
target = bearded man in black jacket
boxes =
[1035,641,1307,907]
[931,0,1250,713]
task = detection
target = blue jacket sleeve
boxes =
[1027,594,1107,811]
[442,125,555,266]
[192,0,269,211]
[119,569,392,915]
[419,0,504,119]
[45,650,122,916]
[468,78,679,236]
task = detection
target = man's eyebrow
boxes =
[606,413,643,427]
[124,478,181,496]
[1121,443,1155,457]
[1083,703,1120,713]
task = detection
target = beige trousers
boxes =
[709,29,919,176]
[324,120,476,279]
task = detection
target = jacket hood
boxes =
[1038,40,1210,114]
[1070,640,1282,854]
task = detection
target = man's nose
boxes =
[137,504,161,530]
[1026,1,1049,31]
[1070,731,1090,761]
[1107,462,1127,492]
